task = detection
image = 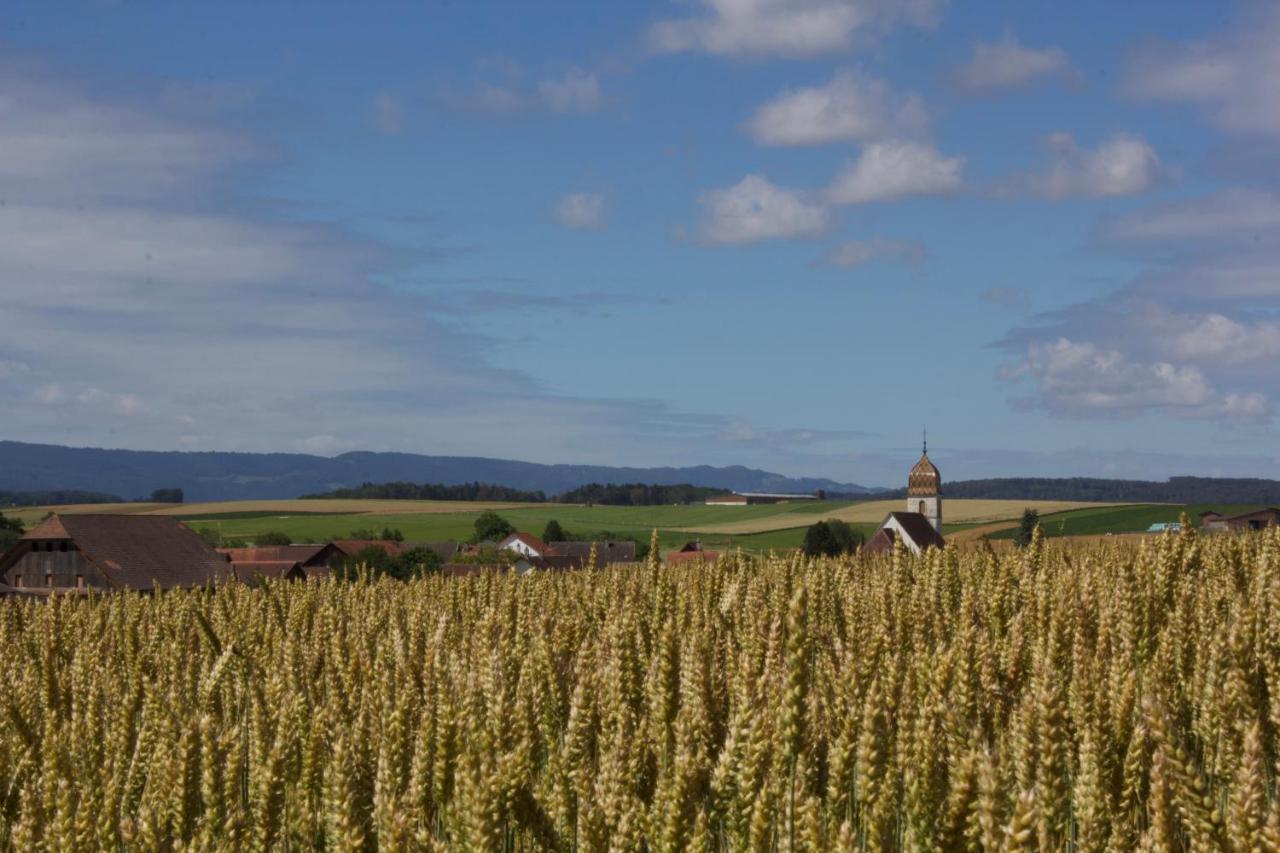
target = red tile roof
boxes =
[501,532,547,553]
[665,550,720,565]
[330,540,406,558]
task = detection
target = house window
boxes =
[45,573,53,587]
[12,574,21,588]
[75,575,85,589]
[59,541,68,552]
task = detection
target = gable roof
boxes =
[13,514,234,590]
[500,532,547,553]
[884,511,946,551]
[218,544,335,565]
[330,539,405,558]
[546,541,638,563]
[232,560,305,582]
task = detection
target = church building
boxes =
[864,438,946,556]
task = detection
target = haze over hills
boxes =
[0,441,877,502]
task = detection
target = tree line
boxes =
[300,481,547,502]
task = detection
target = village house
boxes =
[1201,507,1280,533]
[864,439,947,556]
[0,514,235,594]
[665,540,721,565]
[218,543,347,582]
[705,492,818,506]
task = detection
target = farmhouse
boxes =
[0,514,234,593]
[705,492,818,506]
[1224,507,1280,532]
[864,440,946,556]
[665,540,720,565]
[547,540,637,566]
[218,544,346,581]
[1198,507,1280,533]
[499,532,547,558]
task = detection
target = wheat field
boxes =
[1,526,1278,850]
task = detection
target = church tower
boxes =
[908,433,942,532]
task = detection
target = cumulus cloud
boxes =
[698,175,830,244]
[648,0,945,58]
[372,92,404,134]
[824,237,925,268]
[0,60,871,471]
[437,67,602,117]
[952,34,1076,91]
[745,70,927,147]
[1027,132,1160,199]
[1123,4,1280,136]
[1002,338,1267,421]
[827,140,963,204]
[555,192,608,231]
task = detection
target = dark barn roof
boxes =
[546,540,638,564]
[15,514,235,590]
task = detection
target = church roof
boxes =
[908,452,941,496]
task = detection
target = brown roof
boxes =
[442,563,499,577]
[17,514,234,590]
[883,511,946,551]
[501,532,547,553]
[403,541,461,561]
[330,539,406,558]
[666,550,720,565]
[218,545,334,565]
[232,560,305,582]
[861,526,897,556]
[546,541,638,564]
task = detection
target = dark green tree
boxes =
[150,488,184,504]
[471,512,514,544]
[802,521,840,557]
[254,531,293,547]
[542,519,567,542]
[379,527,405,542]
[1015,508,1040,548]
[197,528,222,548]
[0,513,23,552]
[389,547,442,580]
[825,519,865,553]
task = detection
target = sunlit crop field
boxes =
[2,527,1277,850]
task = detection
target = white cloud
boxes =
[1104,189,1280,242]
[827,140,963,204]
[952,34,1074,90]
[372,92,404,134]
[824,237,925,268]
[536,68,602,114]
[1123,4,1280,136]
[697,174,830,245]
[648,0,945,58]
[1147,310,1280,366]
[1028,132,1160,199]
[745,70,927,146]
[438,67,602,117]
[1003,337,1268,421]
[556,192,608,231]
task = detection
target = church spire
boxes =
[923,427,927,456]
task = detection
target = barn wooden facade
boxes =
[0,514,235,593]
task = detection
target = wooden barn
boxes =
[0,514,235,594]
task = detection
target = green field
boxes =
[986,503,1259,539]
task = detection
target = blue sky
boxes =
[0,0,1277,487]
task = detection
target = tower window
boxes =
[919,501,927,515]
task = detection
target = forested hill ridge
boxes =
[0,440,873,503]
[903,476,1280,505]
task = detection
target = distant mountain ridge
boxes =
[0,441,876,502]
[891,476,1280,506]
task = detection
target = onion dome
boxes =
[908,452,941,497]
